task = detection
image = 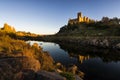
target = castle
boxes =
[0,23,16,32]
[68,12,94,24]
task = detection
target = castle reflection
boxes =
[58,42,120,63]
[78,55,90,64]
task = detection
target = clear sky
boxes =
[0,0,120,34]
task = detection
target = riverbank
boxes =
[0,32,84,80]
[36,36,120,50]
[28,41,120,80]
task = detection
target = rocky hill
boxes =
[0,23,16,32]
[57,17,120,36]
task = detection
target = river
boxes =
[28,41,120,80]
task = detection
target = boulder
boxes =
[37,70,66,80]
[75,75,83,80]
[116,43,120,49]
[0,57,41,80]
[68,65,78,74]
[22,57,41,72]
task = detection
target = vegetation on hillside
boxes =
[0,23,39,39]
[60,72,75,80]
[57,17,120,36]
[0,27,83,80]
[0,31,54,80]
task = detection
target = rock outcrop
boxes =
[0,57,41,80]
[1,23,16,32]
[116,43,120,49]
[51,37,120,50]
[37,70,66,80]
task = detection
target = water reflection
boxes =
[28,41,120,80]
[56,42,120,80]
[78,55,90,64]
[58,42,120,63]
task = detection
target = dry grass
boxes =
[0,32,54,80]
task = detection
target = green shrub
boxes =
[60,72,75,80]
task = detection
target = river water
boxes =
[28,41,120,80]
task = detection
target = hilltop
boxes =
[37,12,120,50]
[0,23,16,32]
[0,23,39,39]
[57,12,120,36]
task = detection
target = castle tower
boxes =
[83,16,86,22]
[86,17,89,23]
[68,12,94,24]
[77,12,82,17]
[77,12,83,22]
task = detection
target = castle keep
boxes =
[68,12,94,24]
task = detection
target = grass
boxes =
[0,31,55,80]
[0,34,54,70]
[60,72,75,80]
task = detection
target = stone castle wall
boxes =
[68,12,94,24]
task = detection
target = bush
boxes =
[60,72,75,80]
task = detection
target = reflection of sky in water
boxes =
[28,41,120,80]
[27,41,77,65]
[39,42,78,65]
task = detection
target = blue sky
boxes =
[0,0,120,34]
